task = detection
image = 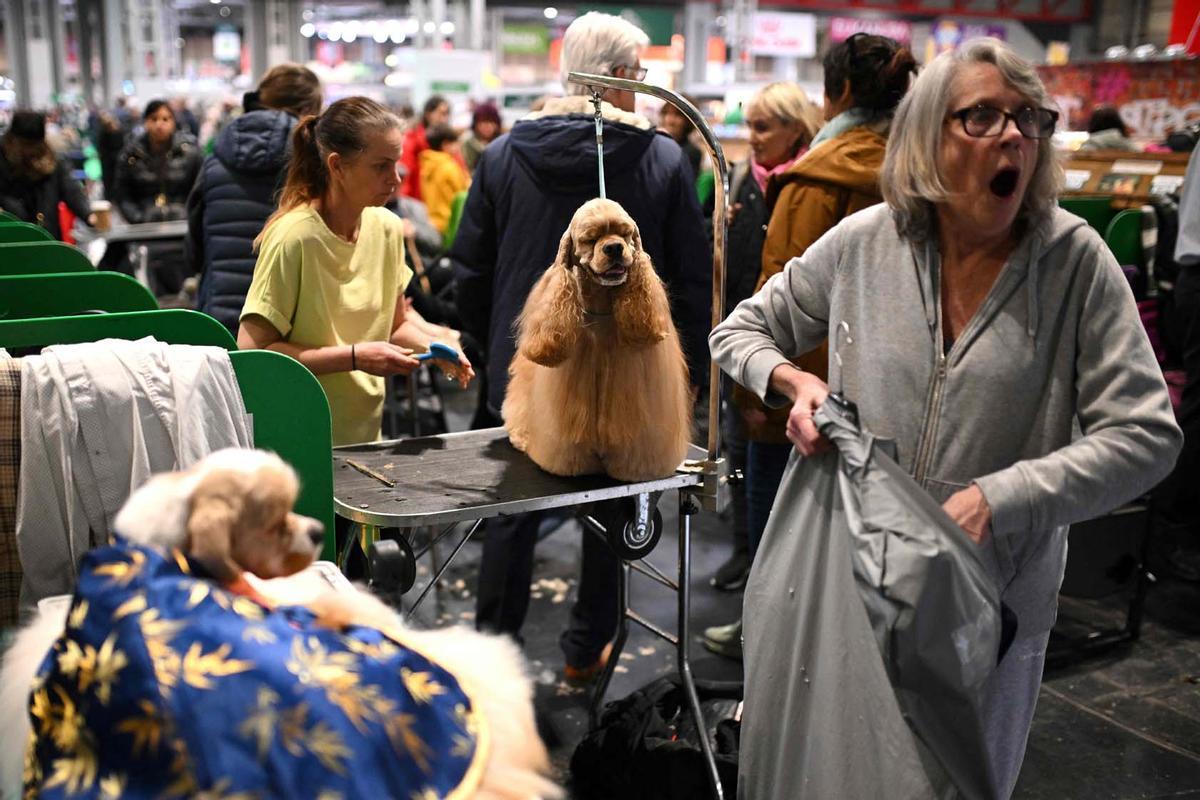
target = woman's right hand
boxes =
[353,341,420,377]
[775,368,831,456]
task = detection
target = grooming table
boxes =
[333,427,726,796]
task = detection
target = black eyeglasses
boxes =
[613,64,648,81]
[949,105,1059,139]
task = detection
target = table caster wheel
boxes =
[368,537,417,595]
[607,495,663,561]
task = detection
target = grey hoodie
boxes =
[713,202,1181,796]
[711,202,1180,633]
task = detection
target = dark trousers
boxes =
[1160,265,1200,528]
[746,441,793,560]
[475,511,620,669]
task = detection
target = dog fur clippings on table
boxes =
[0,449,559,799]
[504,198,693,482]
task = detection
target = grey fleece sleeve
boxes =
[975,236,1182,541]
[708,222,839,406]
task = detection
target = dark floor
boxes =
[399,376,1200,799]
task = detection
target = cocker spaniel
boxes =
[0,450,559,800]
[503,198,692,482]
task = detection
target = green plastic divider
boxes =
[230,350,335,553]
[0,222,54,243]
[1104,208,1144,268]
[696,171,715,207]
[442,190,468,251]
[0,241,96,275]
[0,210,21,223]
[0,309,334,554]
[0,272,156,319]
[1059,196,1117,233]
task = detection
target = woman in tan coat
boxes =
[705,33,917,658]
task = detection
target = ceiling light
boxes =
[544,7,558,19]
[422,21,436,34]
[300,22,316,38]
[440,21,455,35]
[385,53,399,67]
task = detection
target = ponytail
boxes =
[823,34,917,114]
[255,96,401,250]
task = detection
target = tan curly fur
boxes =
[504,198,692,482]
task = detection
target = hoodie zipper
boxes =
[912,350,946,485]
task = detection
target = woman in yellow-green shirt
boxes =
[238,96,473,445]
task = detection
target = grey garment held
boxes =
[739,398,1002,800]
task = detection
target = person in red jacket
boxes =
[399,95,449,202]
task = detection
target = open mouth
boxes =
[599,266,628,284]
[989,167,1020,199]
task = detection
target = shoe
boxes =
[710,549,751,592]
[564,642,614,686]
[702,619,743,660]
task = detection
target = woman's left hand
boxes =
[434,351,475,389]
[942,484,993,545]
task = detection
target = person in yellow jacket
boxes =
[419,124,471,235]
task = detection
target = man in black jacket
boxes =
[451,11,711,680]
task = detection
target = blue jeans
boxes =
[746,441,793,560]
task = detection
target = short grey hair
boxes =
[561,12,650,96]
[880,38,1063,242]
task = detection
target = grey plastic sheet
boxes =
[739,398,1001,800]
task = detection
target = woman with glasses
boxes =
[712,39,1181,798]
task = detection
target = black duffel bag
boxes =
[570,676,741,799]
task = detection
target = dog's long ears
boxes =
[186,488,243,584]
[614,248,672,347]
[556,228,575,270]
[518,254,583,367]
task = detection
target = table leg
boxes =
[678,493,724,800]
[588,558,631,730]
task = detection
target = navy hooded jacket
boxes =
[450,102,712,416]
[187,109,296,335]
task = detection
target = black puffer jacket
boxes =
[187,109,295,334]
[0,154,92,240]
[114,132,202,224]
[721,160,769,317]
[450,98,712,415]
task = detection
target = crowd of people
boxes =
[1,11,1196,796]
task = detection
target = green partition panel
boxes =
[0,308,334,554]
[0,272,156,319]
[442,190,468,251]
[0,222,54,243]
[0,308,235,350]
[1104,208,1144,267]
[230,350,335,550]
[1059,196,1117,232]
[0,241,95,275]
[0,210,21,223]
[696,170,715,207]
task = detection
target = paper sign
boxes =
[1150,174,1184,195]
[1111,159,1163,175]
[1064,169,1092,191]
[750,12,817,57]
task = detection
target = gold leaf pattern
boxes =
[278,703,309,758]
[92,550,146,586]
[48,684,85,752]
[99,772,126,799]
[231,596,266,620]
[187,583,211,609]
[42,737,97,795]
[112,594,147,620]
[410,788,440,800]
[237,688,281,761]
[307,721,351,776]
[193,777,259,799]
[68,600,89,629]
[57,640,95,688]
[114,700,164,756]
[401,669,447,704]
[181,642,255,689]
[450,734,474,759]
[172,549,191,573]
[384,712,434,775]
[242,625,277,645]
[93,633,129,704]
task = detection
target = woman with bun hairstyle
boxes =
[732,33,918,567]
[238,96,474,446]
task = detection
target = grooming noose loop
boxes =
[590,89,606,199]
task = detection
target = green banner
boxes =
[500,24,551,55]
[577,5,676,46]
[429,80,472,93]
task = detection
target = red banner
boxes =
[1037,61,1200,139]
[1169,0,1200,54]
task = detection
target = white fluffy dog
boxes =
[0,449,559,799]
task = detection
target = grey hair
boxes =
[561,12,650,96]
[880,38,1063,243]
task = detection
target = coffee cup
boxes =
[90,200,111,232]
